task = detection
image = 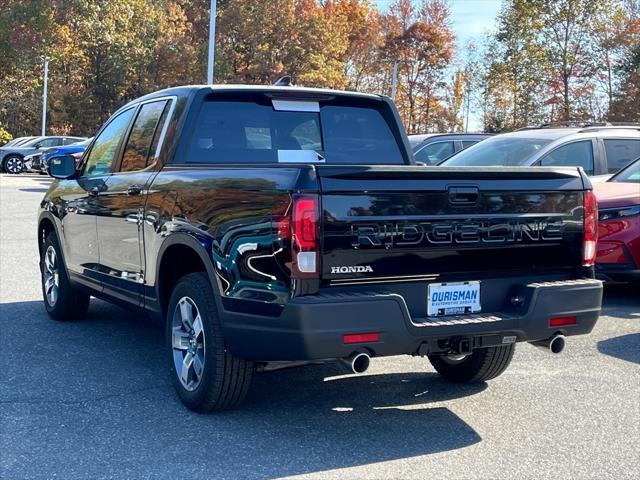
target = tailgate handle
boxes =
[449,186,479,204]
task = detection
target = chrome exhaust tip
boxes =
[340,352,371,374]
[531,334,565,354]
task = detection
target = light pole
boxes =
[391,60,398,101]
[41,57,50,136]
[207,0,217,84]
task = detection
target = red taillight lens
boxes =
[291,194,319,278]
[293,197,318,249]
[549,316,577,327]
[343,332,380,344]
[583,190,598,267]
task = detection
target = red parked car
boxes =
[594,157,640,282]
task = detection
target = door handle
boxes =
[127,184,142,196]
[448,186,479,204]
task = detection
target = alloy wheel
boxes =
[43,246,60,306]
[172,296,206,391]
[5,157,24,174]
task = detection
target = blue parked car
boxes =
[25,138,92,174]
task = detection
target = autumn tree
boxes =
[381,0,455,133]
[610,0,640,121]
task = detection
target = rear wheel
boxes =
[41,232,90,320]
[428,344,515,383]
[3,155,24,174]
[167,272,253,412]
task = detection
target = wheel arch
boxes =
[38,213,59,258]
[155,234,222,317]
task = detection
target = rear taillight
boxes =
[583,190,598,267]
[291,194,319,278]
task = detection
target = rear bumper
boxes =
[224,279,602,361]
[222,278,603,361]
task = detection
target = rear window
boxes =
[185,99,404,165]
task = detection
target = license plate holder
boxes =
[427,281,481,317]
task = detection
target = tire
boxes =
[428,344,515,383]
[3,155,24,174]
[41,232,90,320]
[166,272,253,412]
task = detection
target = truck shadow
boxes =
[601,283,640,320]
[597,333,640,365]
[1,299,483,478]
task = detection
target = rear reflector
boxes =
[549,316,577,327]
[343,332,380,344]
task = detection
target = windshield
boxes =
[18,137,45,148]
[185,99,405,165]
[610,158,640,183]
[441,136,553,166]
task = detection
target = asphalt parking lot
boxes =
[1,174,638,480]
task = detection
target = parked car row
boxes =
[0,135,88,174]
[24,137,92,175]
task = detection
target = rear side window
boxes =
[539,140,594,175]
[462,140,479,149]
[121,100,169,172]
[604,139,640,173]
[414,141,454,165]
[185,100,404,165]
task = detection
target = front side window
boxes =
[414,141,455,165]
[461,140,479,149]
[83,108,135,176]
[611,158,640,183]
[604,139,640,174]
[185,99,404,165]
[539,140,594,174]
[121,100,168,172]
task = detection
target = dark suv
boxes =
[40,85,602,412]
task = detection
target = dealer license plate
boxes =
[427,281,481,317]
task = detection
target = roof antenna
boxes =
[273,75,293,87]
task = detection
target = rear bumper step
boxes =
[221,278,603,361]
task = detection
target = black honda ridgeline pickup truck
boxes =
[41,85,603,411]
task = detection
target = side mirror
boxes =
[34,143,41,149]
[49,155,77,179]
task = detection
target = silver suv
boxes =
[440,126,640,176]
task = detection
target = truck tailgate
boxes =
[317,166,586,284]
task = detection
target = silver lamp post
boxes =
[207,0,217,84]
[41,57,50,136]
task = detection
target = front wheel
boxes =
[428,344,515,383]
[167,272,253,412]
[41,232,90,320]
[3,155,24,174]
